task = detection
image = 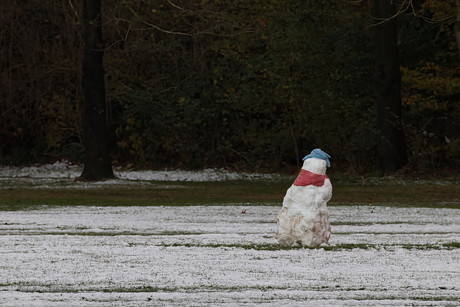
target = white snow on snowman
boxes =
[276,149,332,247]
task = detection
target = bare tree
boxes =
[79,0,115,181]
[372,0,408,172]
[456,0,460,55]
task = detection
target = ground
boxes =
[0,162,459,306]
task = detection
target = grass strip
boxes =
[1,181,459,210]
[157,242,460,251]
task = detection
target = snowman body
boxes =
[276,157,332,247]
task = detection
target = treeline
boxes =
[1,0,459,173]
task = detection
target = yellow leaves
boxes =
[178,97,185,106]
[419,1,455,22]
[129,133,140,146]
[128,133,145,161]
[126,116,135,127]
[117,139,128,149]
[421,62,443,72]
[117,117,145,161]
[402,94,422,107]
[127,117,141,127]
[446,79,460,94]
[446,139,460,157]
[401,62,460,110]
[122,116,142,134]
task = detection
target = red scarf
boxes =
[293,169,328,187]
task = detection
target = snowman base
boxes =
[275,158,332,247]
[276,189,331,247]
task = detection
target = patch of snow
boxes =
[0,161,281,187]
[1,205,460,305]
[116,168,277,182]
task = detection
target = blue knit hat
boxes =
[302,149,331,167]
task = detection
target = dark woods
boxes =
[1,0,459,174]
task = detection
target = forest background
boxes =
[1,0,459,175]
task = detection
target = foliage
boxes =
[399,0,460,172]
[0,0,84,164]
[0,0,459,173]
[107,0,376,170]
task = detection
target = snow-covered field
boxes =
[1,205,460,306]
[1,162,460,306]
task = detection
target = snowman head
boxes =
[302,149,331,167]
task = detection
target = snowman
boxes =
[276,149,332,247]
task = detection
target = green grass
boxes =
[157,242,460,251]
[8,283,460,302]
[332,184,460,208]
[142,241,460,251]
[1,179,459,211]
[0,180,290,210]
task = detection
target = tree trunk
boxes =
[79,0,115,181]
[455,0,460,56]
[372,0,408,173]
